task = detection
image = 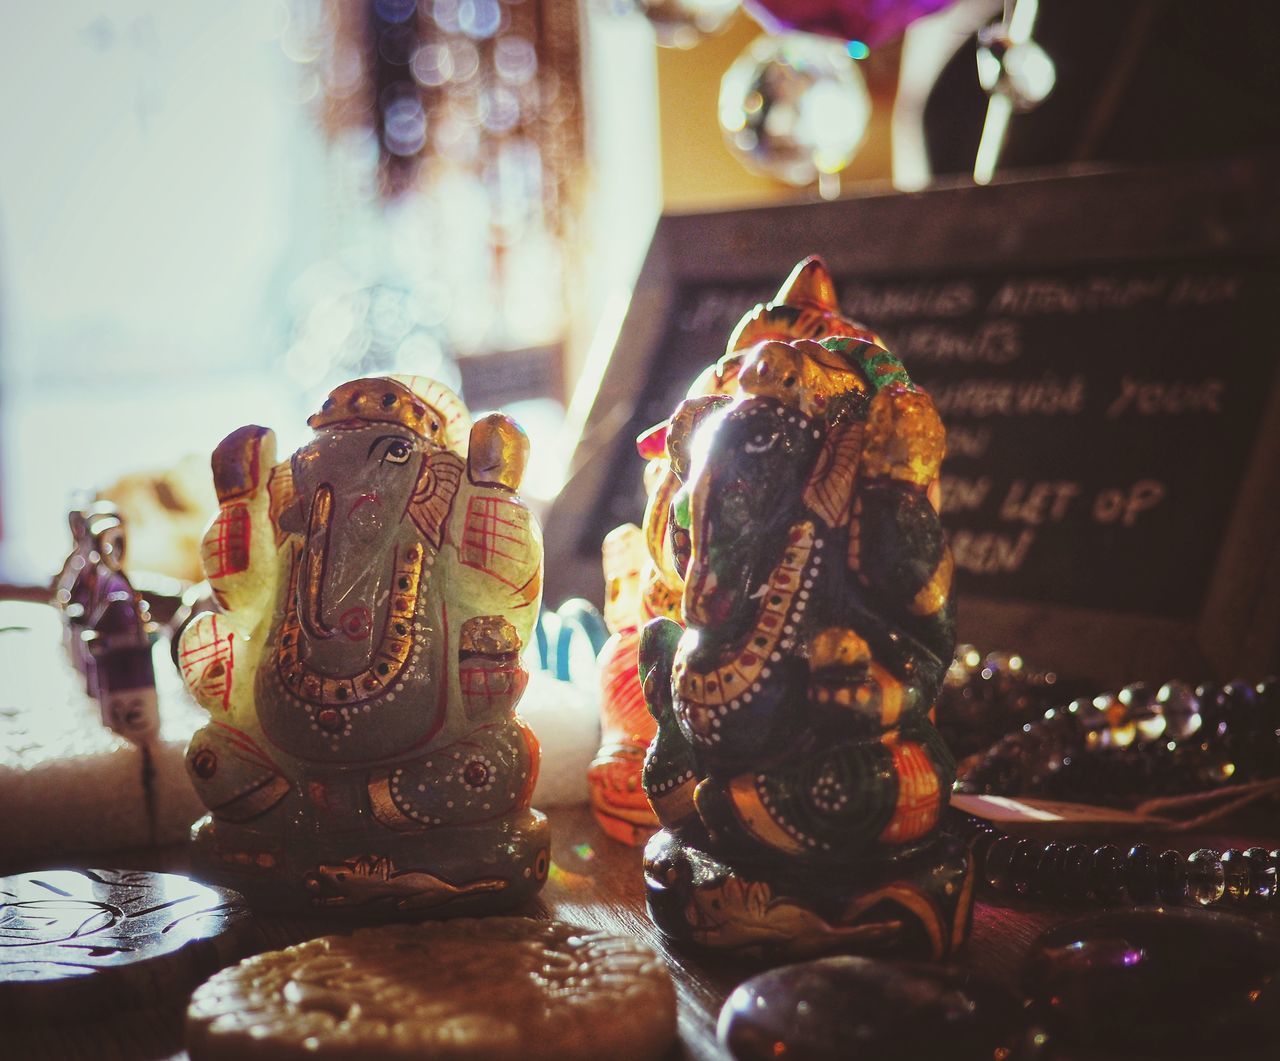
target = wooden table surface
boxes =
[7,804,1278,1061]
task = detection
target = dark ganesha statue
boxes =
[640,319,975,959]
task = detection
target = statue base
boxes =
[190,809,550,918]
[642,827,974,960]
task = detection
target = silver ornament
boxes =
[977,29,1055,112]
[719,33,871,189]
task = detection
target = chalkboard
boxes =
[544,157,1280,685]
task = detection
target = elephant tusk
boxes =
[301,484,336,640]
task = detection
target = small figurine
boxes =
[179,375,549,914]
[590,257,882,846]
[639,264,974,960]
[588,524,659,842]
[54,503,160,745]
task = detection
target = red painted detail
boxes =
[204,503,251,579]
[180,617,235,711]
[459,496,533,587]
[636,421,669,460]
[338,606,372,640]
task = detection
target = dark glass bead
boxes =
[970,826,999,866]
[1156,680,1202,741]
[1243,848,1275,903]
[1061,844,1092,900]
[1118,682,1154,711]
[984,834,1016,891]
[1195,682,1229,738]
[1035,842,1066,897]
[1220,849,1250,902]
[1157,849,1185,902]
[1091,844,1125,902]
[1124,844,1158,902]
[1010,838,1042,895]
[1223,680,1262,731]
[1257,678,1280,727]
[1186,848,1226,906]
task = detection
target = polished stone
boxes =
[719,956,1045,1060]
[1024,908,1280,1053]
[0,868,251,1020]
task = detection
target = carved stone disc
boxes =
[186,917,678,1061]
[0,868,252,1020]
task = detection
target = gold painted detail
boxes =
[276,543,426,708]
[300,486,334,638]
[809,627,871,671]
[642,571,682,622]
[878,740,942,845]
[862,385,946,487]
[308,376,456,446]
[726,256,883,353]
[801,422,863,528]
[724,774,806,856]
[648,776,697,829]
[408,450,464,550]
[838,882,946,960]
[909,546,954,617]
[368,773,432,832]
[266,462,296,546]
[467,413,529,491]
[868,662,904,728]
[303,854,507,910]
[459,615,521,656]
[737,339,869,418]
[683,873,902,955]
[642,464,682,588]
[666,396,730,480]
[675,521,814,709]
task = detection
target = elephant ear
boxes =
[409,449,465,549]
[265,460,297,546]
[666,394,732,481]
[801,422,864,530]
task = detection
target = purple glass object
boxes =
[744,0,954,48]
[54,504,160,745]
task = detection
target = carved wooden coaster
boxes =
[186,917,677,1060]
[0,868,252,1021]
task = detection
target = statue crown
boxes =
[308,377,446,444]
